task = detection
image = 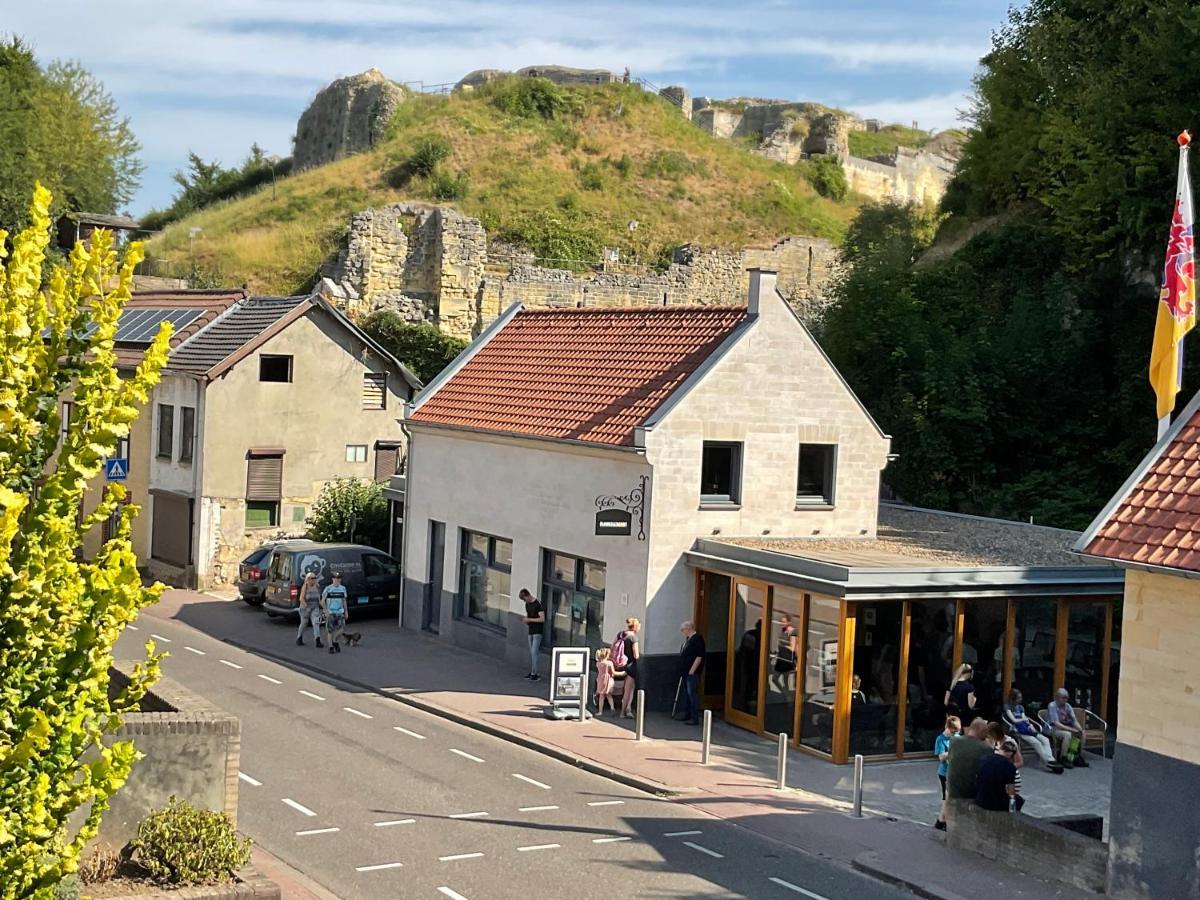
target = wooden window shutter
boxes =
[362,373,386,409]
[246,450,283,501]
[374,442,400,482]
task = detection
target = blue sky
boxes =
[8,1,1017,215]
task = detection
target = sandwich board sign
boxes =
[104,458,128,481]
[546,647,590,721]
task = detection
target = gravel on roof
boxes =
[723,504,1091,568]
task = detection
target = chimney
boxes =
[747,268,777,315]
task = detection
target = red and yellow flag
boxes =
[1150,131,1196,424]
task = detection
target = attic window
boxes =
[362,372,386,409]
[259,355,292,383]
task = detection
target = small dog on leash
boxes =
[342,632,363,647]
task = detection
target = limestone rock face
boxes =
[455,69,505,91]
[293,69,406,171]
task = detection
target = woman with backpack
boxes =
[615,617,642,719]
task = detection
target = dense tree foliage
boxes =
[0,186,166,896]
[823,0,1200,527]
[140,146,291,231]
[306,478,389,551]
[359,311,467,384]
[0,39,141,231]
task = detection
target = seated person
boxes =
[976,737,1020,811]
[1002,689,1063,773]
[1047,688,1089,768]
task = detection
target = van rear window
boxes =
[242,547,270,565]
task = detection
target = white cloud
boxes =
[848,91,974,133]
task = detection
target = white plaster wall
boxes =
[640,284,891,654]
[405,429,653,639]
[150,374,203,496]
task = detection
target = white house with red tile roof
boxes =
[402,271,892,702]
[1074,390,1200,899]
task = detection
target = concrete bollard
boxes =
[635,689,645,741]
[701,709,712,765]
[776,732,788,790]
[853,753,864,817]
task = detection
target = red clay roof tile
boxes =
[1084,403,1200,572]
[410,305,749,446]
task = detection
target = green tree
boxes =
[801,153,848,202]
[140,145,289,231]
[0,185,167,896]
[306,478,389,550]
[0,39,142,231]
[359,311,466,383]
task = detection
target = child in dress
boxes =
[595,647,616,716]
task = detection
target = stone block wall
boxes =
[843,147,954,207]
[293,69,406,172]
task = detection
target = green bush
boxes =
[643,150,704,179]
[130,798,251,886]
[409,135,451,177]
[802,154,848,201]
[578,162,605,192]
[429,168,469,201]
[483,76,581,120]
[360,311,467,382]
[494,209,604,270]
[52,876,83,900]
[306,478,390,550]
[609,154,633,178]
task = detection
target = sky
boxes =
[7,1,1017,215]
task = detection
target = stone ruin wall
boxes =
[293,69,407,172]
[323,204,838,339]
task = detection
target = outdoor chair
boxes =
[1037,706,1109,759]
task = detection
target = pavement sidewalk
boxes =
[168,595,1099,899]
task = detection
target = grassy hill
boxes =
[145,80,861,295]
[847,124,966,160]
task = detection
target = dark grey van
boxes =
[261,541,401,617]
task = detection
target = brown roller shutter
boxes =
[246,450,283,501]
[374,442,400,482]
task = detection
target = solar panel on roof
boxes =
[114,308,203,344]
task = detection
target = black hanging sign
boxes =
[595,508,633,536]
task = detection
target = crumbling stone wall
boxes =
[294,69,406,171]
[843,147,955,207]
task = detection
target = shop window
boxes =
[699,572,732,700]
[701,441,742,505]
[259,355,292,383]
[458,530,512,629]
[849,601,903,757]
[362,372,386,409]
[156,404,174,459]
[1012,598,1058,716]
[800,596,840,756]
[180,406,195,463]
[904,598,954,753]
[1064,602,1108,713]
[961,598,1010,721]
[345,444,367,463]
[765,586,804,738]
[796,443,836,505]
[541,550,605,650]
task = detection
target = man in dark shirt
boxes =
[519,589,545,682]
[676,621,706,725]
[976,737,1019,811]
[946,718,994,800]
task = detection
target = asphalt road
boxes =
[118,598,910,900]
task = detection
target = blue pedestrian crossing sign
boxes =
[105,458,128,481]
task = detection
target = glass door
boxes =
[726,579,769,732]
[697,571,731,708]
[765,586,804,738]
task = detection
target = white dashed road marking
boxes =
[449,811,488,819]
[511,773,552,790]
[355,862,404,872]
[518,805,559,812]
[664,830,703,837]
[516,843,559,852]
[438,888,470,900]
[257,674,282,684]
[296,827,339,836]
[768,878,830,900]
[150,633,171,643]
[281,798,317,817]
[184,646,205,655]
[237,772,262,787]
[439,853,484,862]
[393,726,426,739]
[683,841,724,859]
[373,819,416,828]
[587,800,624,807]
[449,749,483,763]
[592,836,632,844]
[343,706,372,719]
[299,690,326,701]
[126,625,139,631]
[219,659,243,669]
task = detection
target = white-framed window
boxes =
[345,444,368,463]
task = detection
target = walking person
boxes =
[945,664,976,721]
[594,647,616,716]
[296,573,323,647]
[933,714,961,830]
[770,612,798,694]
[519,589,545,681]
[675,621,706,726]
[321,573,349,654]
[618,617,642,719]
